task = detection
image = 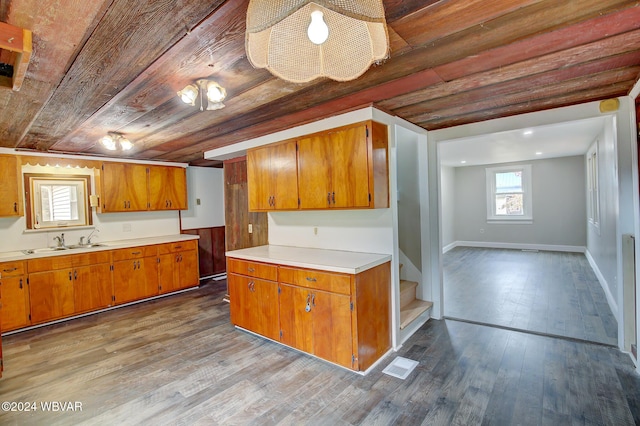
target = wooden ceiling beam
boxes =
[418,81,634,129]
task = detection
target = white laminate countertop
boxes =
[226,245,391,274]
[0,234,199,263]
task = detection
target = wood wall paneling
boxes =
[224,158,268,252]
[182,226,226,277]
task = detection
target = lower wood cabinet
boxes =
[0,261,29,332]
[227,257,391,372]
[158,240,199,294]
[73,263,112,314]
[112,246,159,305]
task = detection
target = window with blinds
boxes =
[25,174,91,229]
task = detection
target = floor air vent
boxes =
[382,356,419,380]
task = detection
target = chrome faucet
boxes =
[53,233,65,247]
[81,228,99,245]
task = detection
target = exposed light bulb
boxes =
[307,11,329,45]
[119,138,133,151]
[100,135,117,151]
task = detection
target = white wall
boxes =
[396,126,422,271]
[440,166,456,250]
[180,166,225,230]
[453,156,587,248]
[586,121,619,315]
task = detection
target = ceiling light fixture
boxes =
[177,79,226,111]
[100,132,133,151]
[245,0,389,83]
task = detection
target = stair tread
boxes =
[399,280,419,309]
[400,299,433,330]
[400,280,418,290]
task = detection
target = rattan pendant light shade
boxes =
[245,0,389,83]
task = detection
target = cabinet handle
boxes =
[311,293,315,307]
[332,192,335,204]
[68,271,72,281]
[247,267,255,273]
[19,278,23,289]
[74,270,78,280]
[169,200,172,208]
[306,277,317,282]
[327,192,331,205]
[3,268,17,273]
[137,260,141,269]
[124,201,127,209]
[175,245,182,249]
[179,254,183,262]
[305,293,312,312]
[13,202,17,212]
[131,251,142,255]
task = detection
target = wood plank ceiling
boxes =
[0,0,638,165]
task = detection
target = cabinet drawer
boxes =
[0,261,26,277]
[28,251,111,273]
[278,267,351,295]
[157,240,197,255]
[112,245,158,261]
[227,258,277,281]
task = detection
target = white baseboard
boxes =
[442,242,457,253]
[447,241,585,253]
[585,249,619,321]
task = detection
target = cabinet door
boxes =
[311,290,353,369]
[330,124,370,208]
[113,258,157,304]
[0,276,30,331]
[102,163,148,212]
[29,270,75,324]
[178,249,199,290]
[74,264,112,313]
[229,274,279,341]
[278,284,313,354]
[0,156,22,217]
[247,146,273,211]
[247,141,298,211]
[158,253,178,294]
[148,166,187,210]
[271,141,299,209]
[298,134,332,209]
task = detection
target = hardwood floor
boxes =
[443,247,618,346]
[2,280,639,425]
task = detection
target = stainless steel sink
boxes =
[68,243,104,249]
[21,243,104,255]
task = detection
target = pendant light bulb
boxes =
[307,11,329,45]
[100,135,116,151]
[177,84,198,106]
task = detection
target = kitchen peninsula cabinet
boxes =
[246,120,389,212]
[148,165,188,210]
[0,155,23,217]
[0,261,29,332]
[247,140,298,211]
[158,240,199,294]
[226,246,391,372]
[28,251,112,324]
[227,258,280,341]
[112,245,158,304]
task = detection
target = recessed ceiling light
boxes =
[523,129,534,136]
[461,160,467,164]
[535,152,542,155]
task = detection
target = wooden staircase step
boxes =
[400,280,418,309]
[400,300,433,330]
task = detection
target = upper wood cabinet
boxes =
[247,140,299,211]
[0,155,23,217]
[98,162,187,213]
[148,165,188,210]
[246,120,388,212]
[99,162,149,212]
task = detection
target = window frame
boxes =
[24,173,92,230]
[485,164,533,224]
